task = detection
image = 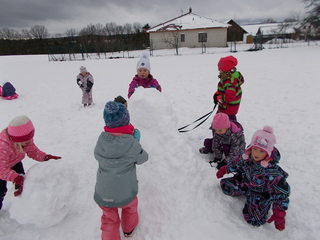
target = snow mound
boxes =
[9,161,78,228]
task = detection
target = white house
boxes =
[147,8,230,51]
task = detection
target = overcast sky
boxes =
[0,0,307,35]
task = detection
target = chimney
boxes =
[189,7,192,13]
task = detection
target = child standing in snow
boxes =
[94,101,148,239]
[0,81,19,100]
[0,115,61,210]
[216,126,290,231]
[199,113,246,169]
[76,66,94,107]
[214,55,244,121]
[127,52,162,99]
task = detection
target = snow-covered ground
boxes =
[0,41,319,240]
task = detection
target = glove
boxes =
[212,157,221,163]
[44,155,62,161]
[216,165,228,179]
[86,87,90,93]
[13,175,24,197]
[213,91,221,105]
[267,209,286,231]
[133,128,141,141]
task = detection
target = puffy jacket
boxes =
[217,70,244,116]
[76,72,94,91]
[226,147,290,212]
[94,131,148,207]
[212,121,246,162]
[128,75,161,98]
[0,129,47,181]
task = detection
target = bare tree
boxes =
[133,22,142,33]
[20,29,32,39]
[0,28,20,40]
[301,0,320,38]
[123,23,133,34]
[65,28,77,38]
[159,24,182,55]
[30,25,50,39]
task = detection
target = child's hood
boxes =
[94,132,135,159]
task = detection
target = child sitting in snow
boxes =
[76,66,94,107]
[0,115,61,210]
[199,113,246,170]
[0,81,19,100]
[94,101,148,239]
[127,52,162,99]
[216,126,290,231]
[213,56,244,121]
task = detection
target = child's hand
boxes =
[13,175,24,197]
[216,166,228,178]
[133,128,141,141]
[267,210,286,231]
[44,155,62,161]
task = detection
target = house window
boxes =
[181,33,185,42]
[198,32,207,42]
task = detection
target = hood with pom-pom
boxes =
[136,51,151,72]
[243,126,276,164]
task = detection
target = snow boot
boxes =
[123,227,135,238]
[199,147,211,154]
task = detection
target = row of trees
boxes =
[0,22,150,56]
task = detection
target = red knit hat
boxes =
[7,115,35,142]
[217,55,238,72]
[211,113,231,129]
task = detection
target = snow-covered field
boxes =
[0,41,319,240]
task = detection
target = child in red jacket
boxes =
[0,115,61,210]
[213,56,244,121]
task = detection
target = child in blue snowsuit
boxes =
[216,126,290,231]
[0,82,18,100]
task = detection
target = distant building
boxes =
[223,19,247,44]
[147,8,230,51]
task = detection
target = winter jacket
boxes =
[0,129,47,182]
[94,128,148,208]
[76,72,94,92]
[217,70,244,116]
[212,121,246,162]
[225,147,290,212]
[1,82,16,97]
[128,75,162,98]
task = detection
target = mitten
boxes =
[13,175,24,197]
[212,157,221,163]
[216,165,228,179]
[133,128,141,141]
[213,91,221,105]
[267,209,286,231]
[44,155,62,161]
[86,87,90,93]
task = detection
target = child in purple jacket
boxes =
[127,52,162,99]
[216,126,290,231]
[199,113,246,169]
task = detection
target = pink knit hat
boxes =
[80,66,87,73]
[7,115,35,142]
[212,113,231,129]
[217,55,238,72]
[243,126,276,165]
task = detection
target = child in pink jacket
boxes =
[0,115,61,210]
[127,52,162,99]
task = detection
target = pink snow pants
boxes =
[99,197,139,240]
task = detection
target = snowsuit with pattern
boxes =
[203,121,246,162]
[220,147,290,227]
[76,72,94,104]
[128,75,161,98]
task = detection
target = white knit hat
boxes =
[136,52,151,72]
[80,66,87,73]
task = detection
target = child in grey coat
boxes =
[94,101,148,240]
